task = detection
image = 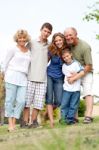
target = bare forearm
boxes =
[67,71,84,84]
[74,64,93,80]
[84,65,92,74]
[73,70,85,80]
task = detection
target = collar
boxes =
[36,37,49,46]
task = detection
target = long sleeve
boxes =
[1,49,15,73]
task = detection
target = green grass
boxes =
[0,117,99,150]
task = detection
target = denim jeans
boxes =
[46,75,63,107]
[61,90,80,123]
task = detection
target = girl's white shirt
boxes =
[3,46,31,86]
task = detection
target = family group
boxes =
[0,22,93,131]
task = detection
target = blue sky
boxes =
[0,0,98,70]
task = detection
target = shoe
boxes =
[83,116,93,124]
[74,118,79,123]
[29,120,42,128]
[67,121,76,125]
[66,119,76,125]
[20,120,28,128]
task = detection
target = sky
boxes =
[0,0,99,98]
[0,0,99,65]
[0,0,99,61]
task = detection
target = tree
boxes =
[83,1,99,39]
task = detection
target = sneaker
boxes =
[29,120,42,128]
[83,116,93,124]
[74,118,79,123]
[20,120,28,128]
[66,118,77,125]
[67,121,76,125]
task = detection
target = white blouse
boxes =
[3,46,31,86]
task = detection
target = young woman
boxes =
[45,32,66,128]
[2,29,31,132]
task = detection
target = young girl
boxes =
[60,49,84,124]
[2,29,31,132]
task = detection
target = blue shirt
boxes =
[47,55,63,78]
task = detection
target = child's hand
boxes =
[67,76,75,84]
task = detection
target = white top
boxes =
[3,46,31,86]
[28,39,49,82]
[62,59,83,92]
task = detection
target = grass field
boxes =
[0,117,99,150]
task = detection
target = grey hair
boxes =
[64,27,77,36]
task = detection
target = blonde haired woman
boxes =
[3,29,31,132]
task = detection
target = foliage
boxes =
[83,1,99,39]
[78,99,86,117]
[83,2,99,22]
[0,72,5,125]
[53,108,60,119]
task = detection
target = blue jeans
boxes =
[46,75,63,107]
[61,90,80,123]
[5,83,26,119]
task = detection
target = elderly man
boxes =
[64,27,93,123]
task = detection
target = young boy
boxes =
[60,49,84,124]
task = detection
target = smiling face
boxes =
[62,50,73,64]
[54,35,64,49]
[17,35,27,47]
[64,28,77,46]
[40,27,52,41]
[14,29,30,47]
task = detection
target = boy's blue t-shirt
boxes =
[47,54,63,78]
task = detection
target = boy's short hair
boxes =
[62,48,71,56]
[41,22,53,32]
